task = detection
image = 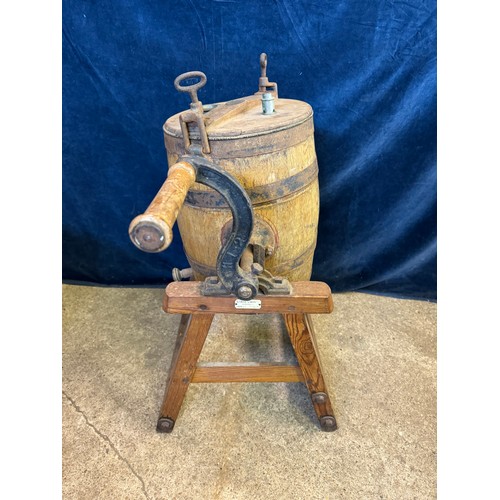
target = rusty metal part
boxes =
[186,240,315,283]
[179,155,259,300]
[172,267,193,281]
[156,417,175,433]
[236,243,291,295]
[256,270,292,295]
[319,415,337,432]
[253,244,266,267]
[185,160,318,209]
[251,262,264,275]
[238,243,292,295]
[174,71,206,103]
[256,53,278,97]
[174,71,211,154]
[201,276,231,296]
[201,265,291,297]
[239,246,254,272]
[221,217,278,259]
[201,276,259,301]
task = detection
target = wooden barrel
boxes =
[163,95,319,282]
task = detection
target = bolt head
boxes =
[251,263,264,275]
[237,285,254,300]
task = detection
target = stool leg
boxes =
[157,313,214,433]
[282,313,337,431]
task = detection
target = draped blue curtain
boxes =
[63,0,436,300]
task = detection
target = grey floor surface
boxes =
[62,284,436,500]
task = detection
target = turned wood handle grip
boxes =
[129,161,196,253]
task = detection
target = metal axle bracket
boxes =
[180,154,291,299]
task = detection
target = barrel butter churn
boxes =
[129,54,320,297]
[129,54,338,433]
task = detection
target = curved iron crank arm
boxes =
[183,155,259,300]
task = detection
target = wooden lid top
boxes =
[163,96,312,140]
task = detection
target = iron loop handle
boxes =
[174,71,207,104]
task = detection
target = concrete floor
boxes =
[62,285,436,500]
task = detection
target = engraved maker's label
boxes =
[234,299,262,309]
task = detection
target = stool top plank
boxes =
[163,281,333,314]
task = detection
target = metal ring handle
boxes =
[174,71,207,103]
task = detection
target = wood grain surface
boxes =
[192,362,304,383]
[158,314,214,422]
[283,313,336,421]
[162,281,334,314]
[164,100,319,282]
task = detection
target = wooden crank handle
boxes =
[129,161,197,253]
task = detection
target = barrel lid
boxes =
[163,96,312,141]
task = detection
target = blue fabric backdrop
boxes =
[62,0,436,300]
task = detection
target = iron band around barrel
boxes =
[165,117,314,159]
[184,160,318,209]
[186,241,316,279]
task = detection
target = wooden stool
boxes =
[156,281,337,432]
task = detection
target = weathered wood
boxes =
[282,312,337,430]
[163,281,334,314]
[192,362,304,383]
[157,313,214,431]
[128,161,197,252]
[164,98,319,283]
[164,98,313,155]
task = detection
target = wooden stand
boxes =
[156,281,337,433]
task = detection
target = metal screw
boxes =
[237,285,254,300]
